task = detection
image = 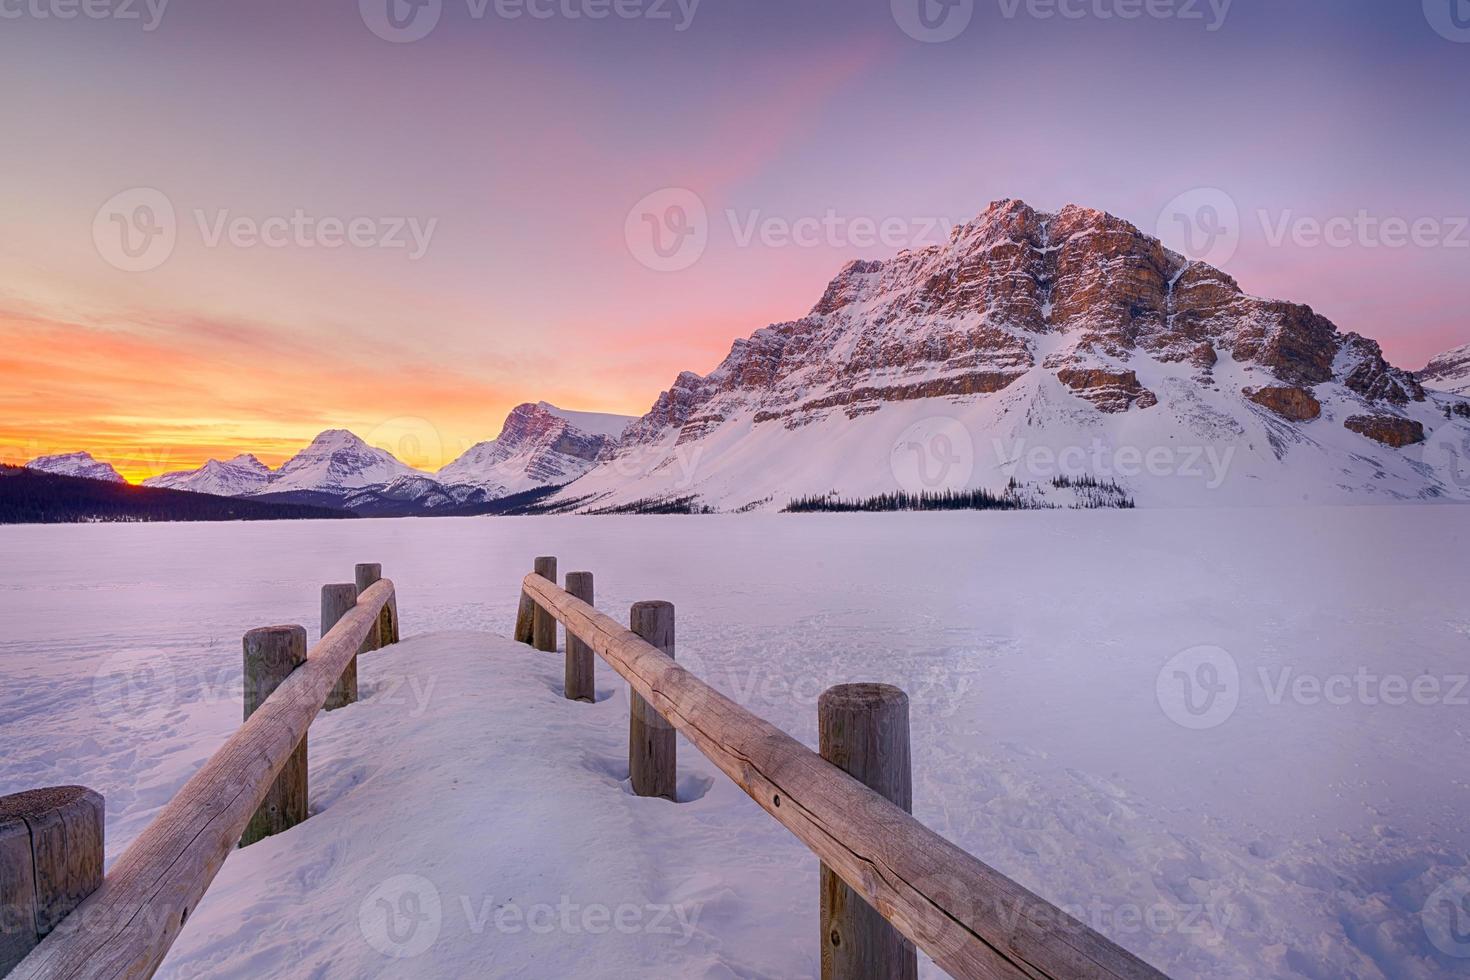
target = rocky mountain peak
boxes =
[25,451,127,484]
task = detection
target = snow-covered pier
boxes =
[3,558,1167,980]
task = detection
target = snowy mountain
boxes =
[144,454,274,495]
[258,429,426,496]
[435,402,633,496]
[25,451,127,484]
[553,199,1470,512]
[1419,342,1470,395]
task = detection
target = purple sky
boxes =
[2,0,1467,475]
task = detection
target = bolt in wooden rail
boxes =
[7,577,396,980]
[521,571,1167,980]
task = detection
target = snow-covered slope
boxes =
[1420,342,1470,395]
[556,200,1470,511]
[25,451,127,484]
[257,429,425,496]
[143,454,273,495]
[436,402,633,496]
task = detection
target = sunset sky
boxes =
[2,0,1467,481]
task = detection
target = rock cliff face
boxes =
[557,200,1470,510]
[437,402,633,495]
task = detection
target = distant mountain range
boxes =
[19,402,637,519]
[18,201,1470,519]
[0,465,352,525]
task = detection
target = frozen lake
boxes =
[1,509,1467,978]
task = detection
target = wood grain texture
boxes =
[563,572,595,702]
[10,581,395,980]
[514,589,534,645]
[628,601,675,800]
[354,564,384,653]
[522,573,1167,980]
[531,557,558,653]
[320,584,359,711]
[0,787,103,975]
[240,627,308,846]
[819,684,917,980]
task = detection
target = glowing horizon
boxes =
[3,2,1467,484]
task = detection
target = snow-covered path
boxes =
[158,632,812,979]
[2,510,1467,977]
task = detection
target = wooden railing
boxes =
[518,560,1168,980]
[2,564,399,979]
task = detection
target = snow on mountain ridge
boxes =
[1419,342,1470,395]
[261,428,425,495]
[25,452,127,484]
[557,198,1470,511]
[145,454,273,495]
[435,402,634,495]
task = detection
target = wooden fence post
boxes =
[354,564,384,652]
[0,787,103,975]
[321,584,359,711]
[628,601,676,800]
[531,557,558,653]
[240,626,308,846]
[563,572,595,702]
[818,684,916,980]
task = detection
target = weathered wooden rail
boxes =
[1,564,399,979]
[3,558,1167,979]
[517,559,1168,980]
